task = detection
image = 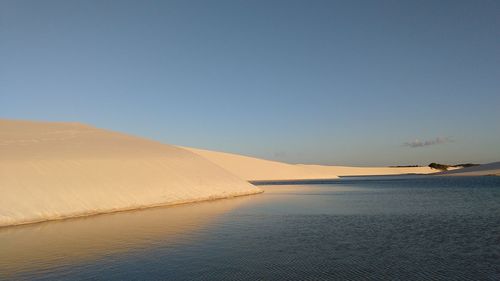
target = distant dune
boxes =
[435,162,500,176]
[182,147,442,181]
[180,147,340,181]
[297,164,445,177]
[0,120,261,227]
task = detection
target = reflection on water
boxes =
[1,177,499,280]
[0,194,256,279]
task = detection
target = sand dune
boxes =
[179,147,341,181]
[436,162,500,176]
[0,120,261,227]
[297,164,446,177]
[182,147,442,181]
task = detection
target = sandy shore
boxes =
[0,120,261,227]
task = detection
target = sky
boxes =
[1,0,499,166]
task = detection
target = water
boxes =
[1,176,499,280]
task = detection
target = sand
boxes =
[0,119,261,227]
[180,146,340,181]
[4,119,486,228]
[182,147,445,180]
[435,162,500,176]
[297,164,449,177]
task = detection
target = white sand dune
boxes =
[436,162,500,176]
[180,147,341,181]
[0,120,261,227]
[182,147,442,181]
[296,164,447,177]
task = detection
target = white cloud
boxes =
[404,137,453,148]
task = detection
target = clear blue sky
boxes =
[1,0,499,166]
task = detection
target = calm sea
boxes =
[1,176,499,280]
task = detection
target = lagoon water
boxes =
[1,177,499,280]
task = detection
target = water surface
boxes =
[1,176,499,280]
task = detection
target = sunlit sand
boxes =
[0,119,261,227]
[1,119,485,229]
[183,146,444,180]
[437,162,500,176]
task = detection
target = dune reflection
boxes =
[0,194,256,278]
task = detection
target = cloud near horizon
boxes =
[403,137,453,148]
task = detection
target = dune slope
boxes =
[436,162,500,176]
[183,147,442,180]
[180,147,340,181]
[0,120,261,227]
[297,164,445,177]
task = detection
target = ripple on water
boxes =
[2,176,500,280]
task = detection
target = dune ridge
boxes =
[180,146,340,181]
[182,147,444,180]
[0,120,261,227]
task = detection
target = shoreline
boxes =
[0,119,263,229]
[251,173,500,185]
[2,172,497,229]
[0,188,263,229]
